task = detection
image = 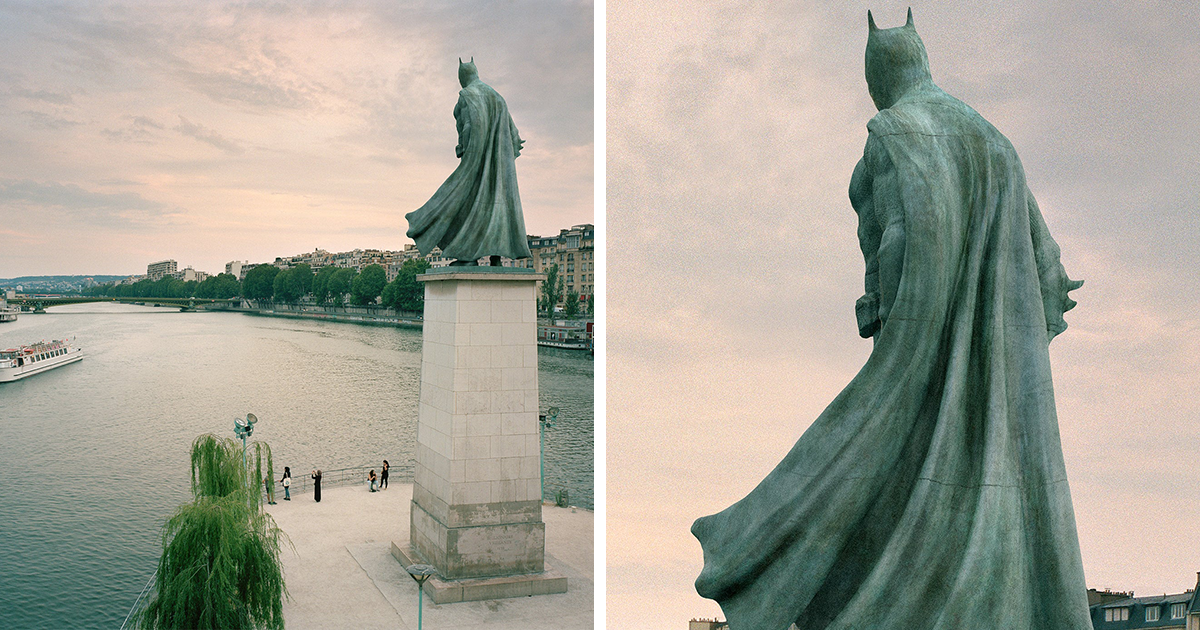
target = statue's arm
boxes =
[1027,190,1083,341]
[454,96,470,159]
[850,148,882,339]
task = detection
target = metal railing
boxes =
[119,462,414,626]
[266,462,414,499]
[118,568,157,630]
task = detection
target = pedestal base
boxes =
[410,498,545,579]
[391,543,567,604]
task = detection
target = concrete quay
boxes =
[265,482,593,630]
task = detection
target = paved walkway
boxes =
[266,482,593,630]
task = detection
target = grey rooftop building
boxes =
[1089,573,1200,629]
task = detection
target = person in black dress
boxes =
[381,460,389,490]
[312,469,322,502]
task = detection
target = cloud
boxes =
[0,179,170,228]
[9,86,74,105]
[173,115,244,154]
[0,1,591,278]
[22,110,84,129]
[101,115,165,142]
[175,66,322,112]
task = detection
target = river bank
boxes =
[210,303,423,329]
[215,303,595,353]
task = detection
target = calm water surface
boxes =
[0,303,593,629]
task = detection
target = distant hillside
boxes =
[0,275,128,285]
[0,275,130,293]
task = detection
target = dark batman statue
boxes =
[692,9,1089,630]
[405,58,532,265]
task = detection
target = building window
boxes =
[1172,603,1185,618]
[1105,608,1129,622]
[1146,606,1160,622]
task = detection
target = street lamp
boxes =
[234,413,257,501]
[539,406,559,504]
[406,564,438,630]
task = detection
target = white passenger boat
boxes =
[0,296,17,322]
[0,339,83,382]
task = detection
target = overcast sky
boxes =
[609,1,1200,628]
[0,0,593,278]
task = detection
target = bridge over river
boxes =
[7,296,237,313]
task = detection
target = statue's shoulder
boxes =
[459,81,506,108]
[869,92,1002,146]
[866,107,919,139]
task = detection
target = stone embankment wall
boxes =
[211,302,422,329]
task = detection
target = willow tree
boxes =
[136,434,288,630]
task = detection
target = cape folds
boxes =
[406,79,532,262]
[692,87,1089,630]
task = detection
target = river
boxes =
[0,302,593,629]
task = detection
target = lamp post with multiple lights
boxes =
[233,413,257,502]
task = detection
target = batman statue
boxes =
[692,9,1089,630]
[405,58,532,265]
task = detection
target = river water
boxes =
[0,302,593,630]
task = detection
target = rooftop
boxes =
[265,482,593,630]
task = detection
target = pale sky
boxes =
[0,0,593,278]
[609,1,1200,628]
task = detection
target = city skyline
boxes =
[0,2,594,278]
[0,220,596,282]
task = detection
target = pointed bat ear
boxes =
[906,7,913,27]
[868,9,877,32]
[459,57,463,64]
[470,56,474,63]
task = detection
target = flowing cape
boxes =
[692,92,1089,630]
[405,81,532,261]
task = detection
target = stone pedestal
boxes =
[397,266,566,601]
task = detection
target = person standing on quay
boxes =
[312,469,322,503]
[280,466,292,501]
[381,460,389,490]
[264,475,276,505]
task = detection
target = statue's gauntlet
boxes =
[856,293,881,339]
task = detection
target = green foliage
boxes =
[328,267,357,307]
[136,434,288,630]
[311,266,339,304]
[85,273,242,301]
[382,259,430,312]
[272,268,293,302]
[243,265,280,302]
[541,264,564,316]
[194,273,241,299]
[290,264,313,300]
[351,264,387,305]
[564,289,580,318]
[260,444,275,504]
[272,264,313,303]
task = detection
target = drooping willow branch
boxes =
[136,434,290,630]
